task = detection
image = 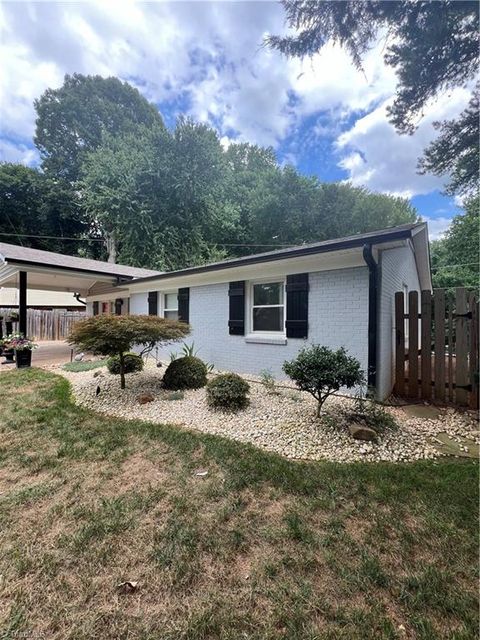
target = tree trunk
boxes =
[119,352,126,390]
[316,401,321,418]
[106,230,117,264]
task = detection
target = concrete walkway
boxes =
[0,340,74,371]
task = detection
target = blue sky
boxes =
[0,1,471,239]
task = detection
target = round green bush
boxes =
[107,352,144,375]
[206,373,250,412]
[162,356,208,390]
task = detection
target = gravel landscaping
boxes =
[58,362,479,463]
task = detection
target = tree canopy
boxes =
[267,0,479,195]
[0,73,420,270]
[418,86,479,196]
[430,194,479,291]
[68,314,189,388]
[0,162,89,254]
[79,117,418,270]
[34,74,164,182]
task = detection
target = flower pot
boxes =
[2,349,15,363]
[5,322,13,335]
[15,349,32,368]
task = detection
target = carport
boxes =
[0,242,160,336]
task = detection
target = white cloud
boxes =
[0,0,474,207]
[336,87,473,197]
[0,139,38,165]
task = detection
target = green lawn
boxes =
[0,369,478,640]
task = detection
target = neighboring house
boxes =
[0,224,431,400]
[0,287,86,311]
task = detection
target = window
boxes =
[164,292,178,320]
[251,281,285,333]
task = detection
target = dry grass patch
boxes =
[0,368,477,640]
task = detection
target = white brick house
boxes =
[0,224,431,400]
[85,222,431,400]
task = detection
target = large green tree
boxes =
[419,86,479,196]
[80,125,163,265]
[0,163,89,254]
[430,195,479,290]
[267,1,479,194]
[80,118,234,269]
[34,74,164,182]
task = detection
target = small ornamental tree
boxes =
[68,315,189,389]
[283,345,364,418]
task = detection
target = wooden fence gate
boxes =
[394,288,479,409]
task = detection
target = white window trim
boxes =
[161,290,179,318]
[246,278,286,339]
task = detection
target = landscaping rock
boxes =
[137,393,155,405]
[349,424,378,442]
[58,362,480,465]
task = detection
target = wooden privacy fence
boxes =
[0,308,85,341]
[394,288,479,408]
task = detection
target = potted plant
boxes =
[7,334,37,368]
[1,334,16,363]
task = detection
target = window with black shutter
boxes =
[285,273,308,338]
[228,281,245,335]
[178,288,190,323]
[114,298,123,315]
[92,301,99,316]
[148,291,158,315]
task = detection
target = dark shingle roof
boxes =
[131,222,425,284]
[0,243,161,279]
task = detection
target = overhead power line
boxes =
[0,233,478,266]
[0,232,293,248]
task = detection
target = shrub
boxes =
[206,373,250,412]
[107,352,143,375]
[353,394,397,434]
[162,356,208,390]
[68,314,189,389]
[283,345,364,417]
[260,368,278,395]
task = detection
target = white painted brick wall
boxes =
[377,244,420,399]
[148,267,370,388]
[129,292,149,315]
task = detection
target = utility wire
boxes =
[0,233,103,242]
[1,233,478,266]
[0,232,293,248]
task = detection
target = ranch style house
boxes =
[0,222,431,400]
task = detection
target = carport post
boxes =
[19,271,27,336]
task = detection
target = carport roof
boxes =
[0,243,160,279]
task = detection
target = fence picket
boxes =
[447,303,454,402]
[394,292,405,396]
[455,288,468,405]
[408,291,419,398]
[434,290,446,402]
[421,290,432,400]
[468,293,479,410]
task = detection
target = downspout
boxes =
[362,244,378,394]
[73,293,86,306]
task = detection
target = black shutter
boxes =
[92,301,99,316]
[178,288,190,323]
[148,291,158,316]
[285,273,308,338]
[114,298,123,315]
[228,281,245,335]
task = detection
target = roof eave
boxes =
[130,227,415,286]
